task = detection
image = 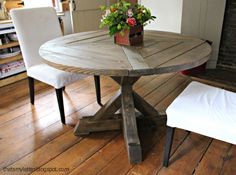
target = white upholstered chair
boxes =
[10,7,102,124]
[163,81,236,167]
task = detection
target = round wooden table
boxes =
[39,30,212,164]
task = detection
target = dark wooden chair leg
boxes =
[163,126,175,167]
[55,88,66,124]
[28,77,35,105]
[94,75,102,106]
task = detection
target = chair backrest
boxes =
[10,7,62,69]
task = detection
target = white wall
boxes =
[24,0,53,7]
[141,0,183,33]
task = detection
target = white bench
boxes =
[163,81,236,167]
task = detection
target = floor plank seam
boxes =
[0,85,52,117]
[125,127,166,175]
[0,73,210,175]
[28,137,85,175]
[63,132,120,175]
[152,80,191,174]
[0,114,67,145]
[0,83,118,148]
[155,131,190,175]
[74,133,125,174]
[139,73,178,98]
[191,138,213,175]
[219,144,233,175]
[0,87,64,126]
[0,82,120,169]
[0,118,68,154]
[0,103,53,128]
[67,87,119,122]
[0,77,96,124]
[134,75,162,92]
[93,148,133,175]
[3,127,78,169]
[92,138,126,175]
[152,78,189,108]
[168,131,190,161]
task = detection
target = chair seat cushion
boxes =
[27,64,87,89]
[166,81,236,144]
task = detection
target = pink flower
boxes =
[127,9,133,17]
[127,17,136,27]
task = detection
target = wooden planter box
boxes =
[114,25,143,46]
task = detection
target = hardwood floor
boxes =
[0,73,235,175]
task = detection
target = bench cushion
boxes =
[166,81,236,144]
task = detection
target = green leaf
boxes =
[117,24,122,30]
[100,5,106,11]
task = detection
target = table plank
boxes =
[159,43,211,72]
[122,47,149,70]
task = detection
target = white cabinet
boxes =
[181,0,226,68]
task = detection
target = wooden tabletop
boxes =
[39,30,212,77]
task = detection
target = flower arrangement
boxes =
[100,0,156,36]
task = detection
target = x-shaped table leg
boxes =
[74,76,162,164]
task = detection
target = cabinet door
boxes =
[70,0,117,33]
[181,0,226,68]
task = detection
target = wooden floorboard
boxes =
[194,140,231,175]
[68,134,125,175]
[0,73,235,175]
[219,144,236,175]
[157,133,212,175]
[126,129,188,175]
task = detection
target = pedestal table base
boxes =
[74,76,165,164]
